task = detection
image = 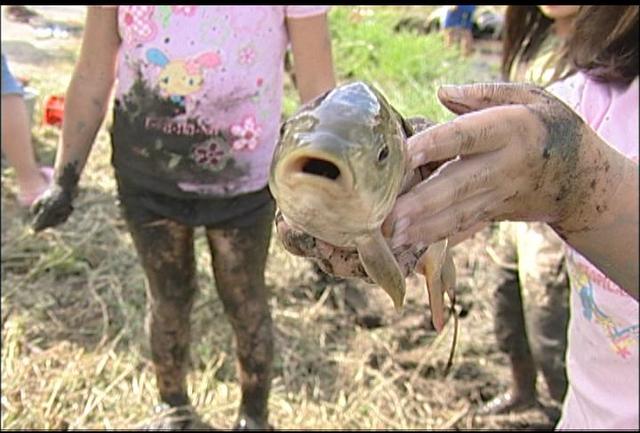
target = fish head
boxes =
[269,81,409,248]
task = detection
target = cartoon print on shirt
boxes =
[146,48,221,106]
[572,264,640,359]
[119,6,157,46]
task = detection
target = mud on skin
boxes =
[31,161,80,232]
[127,213,275,429]
[205,218,274,429]
[527,91,619,236]
[275,210,424,283]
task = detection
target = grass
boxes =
[283,6,474,121]
[1,6,524,430]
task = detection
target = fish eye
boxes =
[377,145,389,162]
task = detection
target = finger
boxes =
[391,188,499,251]
[447,221,487,248]
[438,82,547,114]
[390,152,501,232]
[407,104,529,169]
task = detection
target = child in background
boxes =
[478,5,580,418]
[1,54,53,207]
[31,6,335,429]
[442,5,477,57]
[387,5,638,429]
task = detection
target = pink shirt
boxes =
[110,6,328,197]
[548,72,639,430]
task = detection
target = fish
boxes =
[269,81,455,328]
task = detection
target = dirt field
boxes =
[2,6,562,430]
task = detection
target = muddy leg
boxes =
[127,218,196,409]
[205,211,274,430]
[478,223,537,415]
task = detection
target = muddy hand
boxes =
[389,82,622,249]
[275,210,419,282]
[31,183,76,232]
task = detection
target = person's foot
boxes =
[476,390,537,415]
[17,166,53,208]
[139,404,214,430]
[233,415,273,430]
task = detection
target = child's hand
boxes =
[275,210,420,282]
[31,184,76,232]
[387,82,618,249]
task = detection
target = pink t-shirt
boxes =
[548,72,639,430]
[109,6,328,198]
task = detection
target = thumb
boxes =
[438,82,548,115]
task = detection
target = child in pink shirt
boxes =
[32,6,335,429]
[548,71,639,430]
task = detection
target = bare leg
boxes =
[205,210,274,430]
[460,28,474,57]
[478,223,538,415]
[126,219,197,409]
[1,94,49,205]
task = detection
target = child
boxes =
[31,6,335,429]
[478,5,581,417]
[388,5,638,429]
[1,53,53,207]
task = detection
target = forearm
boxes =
[54,70,114,188]
[287,13,336,104]
[553,139,639,299]
[52,5,119,190]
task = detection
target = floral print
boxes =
[231,116,262,151]
[191,139,230,171]
[238,45,256,66]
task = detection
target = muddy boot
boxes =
[477,355,538,415]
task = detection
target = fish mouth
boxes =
[275,149,354,194]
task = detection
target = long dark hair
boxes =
[501,6,557,82]
[502,6,639,86]
[567,5,638,84]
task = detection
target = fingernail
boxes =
[394,217,410,234]
[391,219,409,249]
[391,233,407,249]
[409,151,426,167]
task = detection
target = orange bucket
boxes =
[43,95,65,127]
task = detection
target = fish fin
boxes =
[442,247,457,305]
[356,231,406,310]
[418,239,449,332]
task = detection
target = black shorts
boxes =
[115,173,275,230]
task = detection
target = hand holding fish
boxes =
[269,82,457,330]
[386,82,638,297]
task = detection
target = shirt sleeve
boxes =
[285,6,330,19]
